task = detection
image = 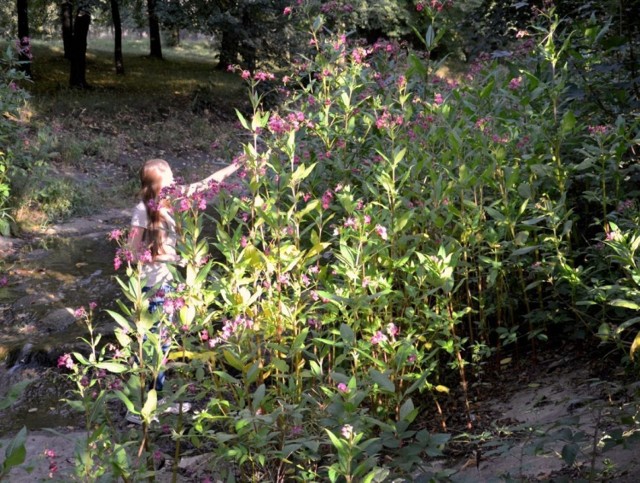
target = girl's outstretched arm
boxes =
[184,162,240,196]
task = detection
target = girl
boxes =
[128,158,239,288]
[125,158,239,423]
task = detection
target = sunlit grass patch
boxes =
[6,38,247,228]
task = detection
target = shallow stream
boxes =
[0,210,128,436]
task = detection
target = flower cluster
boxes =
[588,125,610,136]
[44,448,58,478]
[57,353,75,370]
[207,315,255,347]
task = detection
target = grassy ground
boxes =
[11,38,248,230]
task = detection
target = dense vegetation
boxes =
[1,0,640,481]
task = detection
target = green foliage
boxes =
[41,3,640,481]
[0,41,30,235]
[0,426,28,479]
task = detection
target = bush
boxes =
[0,42,30,236]
[53,4,640,481]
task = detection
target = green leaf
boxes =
[340,323,355,344]
[510,246,538,257]
[561,442,579,466]
[0,380,32,410]
[2,426,27,471]
[561,110,576,134]
[106,310,134,332]
[309,360,322,377]
[289,328,309,356]
[223,349,244,371]
[235,109,250,130]
[363,467,390,483]
[113,391,135,412]
[95,362,128,373]
[141,389,158,422]
[369,369,395,392]
[610,299,640,310]
[252,384,266,411]
[631,332,640,360]
[425,24,435,49]
[324,429,346,452]
[480,78,495,99]
[399,398,416,422]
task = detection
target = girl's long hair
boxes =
[138,159,170,257]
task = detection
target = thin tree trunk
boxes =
[69,9,91,88]
[217,29,236,70]
[61,1,73,60]
[147,0,163,59]
[110,0,125,74]
[16,0,32,77]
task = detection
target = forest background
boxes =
[1,0,640,481]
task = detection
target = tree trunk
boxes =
[147,0,163,59]
[69,9,91,88]
[61,1,73,60]
[16,0,32,77]
[217,29,237,70]
[110,0,124,74]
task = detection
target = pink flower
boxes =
[179,198,191,212]
[0,275,7,287]
[371,331,387,345]
[44,448,58,478]
[343,217,357,229]
[375,224,388,240]
[254,71,274,81]
[74,307,87,318]
[434,93,444,105]
[163,298,175,315]
[386,323,399,337]
[588,125,609,135]
[337,382,349,393]
[89,301,98,310]
[140,250,153,263]
[108,229,123,241]
[508,76,522,90]
[617,199,634,213]
[268,114,289,134]
[241,70,251,79]
[113,257,122,271]
[605,230,621,242]
[416,2,424,11]
[283,6,292,15]
[341,424,353,439]
[322,190,334,209]
[57,353,75,370]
